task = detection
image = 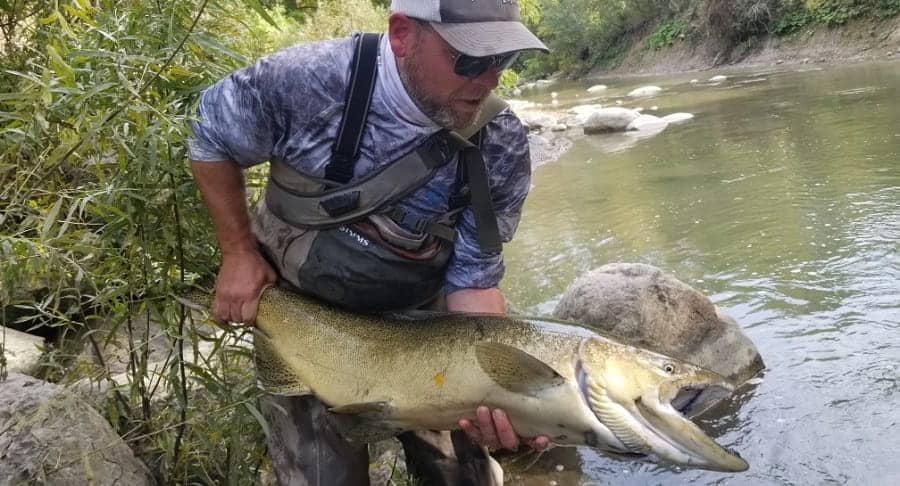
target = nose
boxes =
[471,65,500,90]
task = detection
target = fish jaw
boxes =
[631,384,749,472]
[578,337,749,472]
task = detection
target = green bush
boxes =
[0,0,385,483]
[812,0,867,25]
[772,4,815,34]
[644,18,688,49]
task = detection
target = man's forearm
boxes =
[446,287,505,314]
[190,160,257,255]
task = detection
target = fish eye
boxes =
[663,363,676,374]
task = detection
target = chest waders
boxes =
[253,33,509,311]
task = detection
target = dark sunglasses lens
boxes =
[455,52,518,78]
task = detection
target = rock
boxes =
[520,113,558,131]
[550,124,568,132]
[776,59,784,65]
[582,107,640,134]
[568,103,604,123]
[660,112,695,124]
[626,114,667,132]
[554,263,764,392]
[1,326,44,375]
[627,86,662,97]
[528,132,573,169]
[709,75,727,83]
[0,373,156,485]
[586,84,607,93]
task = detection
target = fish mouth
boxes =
[577,360,747,472]
[630,380,749,472]
[671,384,732,418]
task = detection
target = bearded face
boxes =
[397,24,493,130]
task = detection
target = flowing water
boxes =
[499,61,900,485]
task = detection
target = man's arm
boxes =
[191,160,275,325]
[445,287,505,314]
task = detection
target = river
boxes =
[499,61,900,485]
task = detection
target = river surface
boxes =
[499,61,900,485]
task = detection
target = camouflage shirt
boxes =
[188,35,532,294]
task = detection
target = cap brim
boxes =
[430,21,549,57]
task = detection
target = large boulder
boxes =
[0,373,156,486]
[583,107,640,134]
[554,263,764,387]
[1,326,44,375]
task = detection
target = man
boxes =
[188,1,549,484]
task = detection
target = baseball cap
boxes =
[390,0,549,57]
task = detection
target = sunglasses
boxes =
[449,50,519,79]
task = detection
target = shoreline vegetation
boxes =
[0,0,896,484]
[512,0,899,83]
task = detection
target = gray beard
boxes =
[398,58,480,130]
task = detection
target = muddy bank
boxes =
[604,16,900,77]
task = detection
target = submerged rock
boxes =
[0,373,156,486]
[554,263,764,388]
[583,107,640,134]
[626,114,667,132]
[627,85,662,97]
[586,84,607,93]
[661,112,695,124]
[709,75,728,83]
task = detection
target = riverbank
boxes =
[601,15,900,77]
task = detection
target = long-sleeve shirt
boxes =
[188,35,532,293]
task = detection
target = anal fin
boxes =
[328,401,401,443]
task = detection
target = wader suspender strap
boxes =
[265,33,509,252]
[454,95,509,253]
[324,32,381,184]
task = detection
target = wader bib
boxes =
[253,33,508,311]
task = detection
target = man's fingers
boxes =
[529,435,550,451]
[241,297,259,327]
[492,409,520,450]
[459,418,483,444]
[476,406,499,447]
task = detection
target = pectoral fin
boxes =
[475,342,565,393]
[252,329,312,396]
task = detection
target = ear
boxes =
[388,12,418,59]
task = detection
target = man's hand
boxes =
[213,249,276,326]
[459,406,550,452]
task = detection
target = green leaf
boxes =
[243,0,280,30]
[47,45,75,83]
[41,198,64,240]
